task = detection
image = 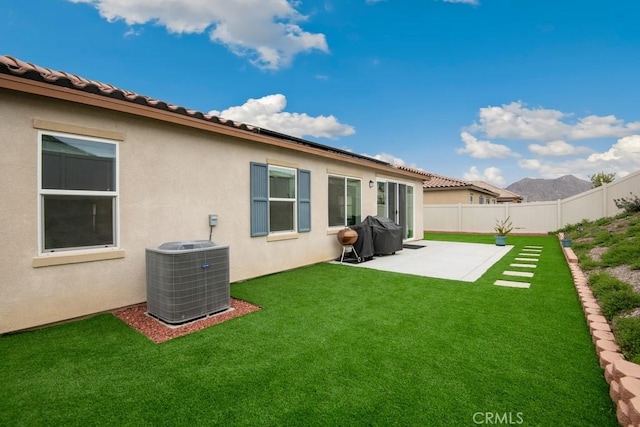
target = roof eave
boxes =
[0,73,425,181]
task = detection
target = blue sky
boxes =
[3,0,640,186]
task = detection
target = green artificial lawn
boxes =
[0,235,617,426]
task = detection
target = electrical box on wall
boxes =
[209,214,218,226]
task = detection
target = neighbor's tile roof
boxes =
[422,172,470,189]
[417,171,501,196]
[0,55,256,132]
[396,166,486,190]
[468,181,522,200]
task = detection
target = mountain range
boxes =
[506,175,593,202]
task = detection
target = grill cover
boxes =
[362,216,403,255]
[350,222,374,261]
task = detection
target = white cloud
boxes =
[517,158,581,179]
[518,159,543,171]
[463,166,505,186]
[469,102,570,141]
[209,94,355,139]
[517,135,640,180]
[69,0,329,70]
[588,135,640,163]
[462,102,640,182]
[456,131,519,159]
[469,101,640,142]
[443,0,479,4]
[363,152,406,166]
[528,140,591,157]
[571,115,640,140]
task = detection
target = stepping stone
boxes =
[524,245,543,249]
[521,249,542,253]
[518,253,540,257]
[494,280,531,289]
[510,263,537,268]
[503,270,534,278]
[515,258,538,262]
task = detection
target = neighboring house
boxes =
[468,181,523,204]
[0,55,425,334]
[417,171,501,205]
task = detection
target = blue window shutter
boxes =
[298,169,311,232]
[250,162,268,237]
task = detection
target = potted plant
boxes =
[494,217,513,246]
[561,233,572,247]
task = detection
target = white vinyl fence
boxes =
[423,169,640,234]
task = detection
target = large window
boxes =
[250,163,311,237]
[39,132,118,252]
[328,176,361,227]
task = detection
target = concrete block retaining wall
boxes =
[560,234,640,426]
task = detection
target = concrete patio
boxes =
[334,240,514,282]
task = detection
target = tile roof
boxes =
[422,172,470,189]
[468,181,522,200]
[395,165,433,179]
[0,55,256,131]
[0,55,399,169]
[416,172,500,196]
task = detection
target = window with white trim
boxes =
[250,162,311,236]
[269,165,297,232]
[328,176,361,227]
[39,132,118,252]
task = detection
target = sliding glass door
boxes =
[376,180,415,239]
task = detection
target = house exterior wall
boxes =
[0,90,423,334]
[423,189,495,205]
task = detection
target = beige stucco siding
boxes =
[0,90,423,333]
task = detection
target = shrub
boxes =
[589,272,640,320]
[578,256,601,271]
[589,272,631,297]
[595,217,614,227]
[613,316,640,364]
[598,289,640,321]
[615,192,640,213]
[601,237,640,269]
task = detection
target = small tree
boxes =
[589,171,616,188]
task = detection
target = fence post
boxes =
[602,182,608,217]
